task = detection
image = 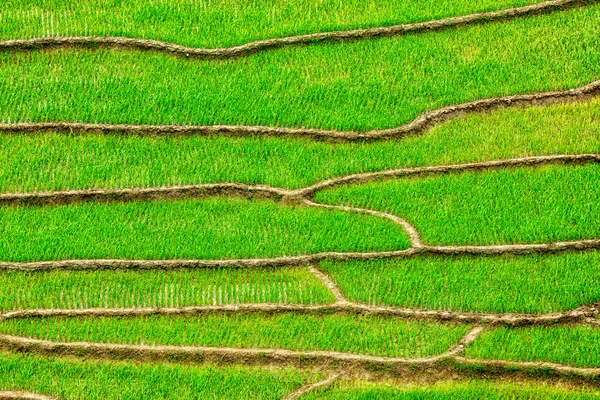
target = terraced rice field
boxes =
[0,0,599,398]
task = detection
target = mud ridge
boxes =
[5,328,600,382]
[1,154,596,207]
[0,392,56,400]
[2,239,600,272]
[0,327,482,369]
[1,80,599,142]
[0,0,592,60]
[283,374,342,400]
[1,302,598,327]
[298,154,600,196]
[0,183,291,207]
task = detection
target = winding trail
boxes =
[0,0,592,60]
[1,80,599,142]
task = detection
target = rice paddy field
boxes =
[1,0,599,398]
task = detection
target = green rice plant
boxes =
[316,164,600,245]
[1,98,599,193]
[0,198,409,262]
[0,267,334,311]
[302,380,600,399]
[0,351,315,399]
[466,325,600,368]
[1,5,600,130]
[0,0,544,47]
[0,314,469,359]
[321,252,600,314]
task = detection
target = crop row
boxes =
[316,164,600,246]
[0,268,334,311]
[1,98,598,192]
[0,197,409,262]
[0,351,315,400]
[1,5,599,131]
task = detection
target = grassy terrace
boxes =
[322,251,600,314]
[467,325,600,368]
[303,381,600,399]
[0,314,468,358]
[0,352,316,399]
[1,99,599,192]
[0,198,409,262]
[1,5,599,130]
[317,164,600,246]
[0,0,545,47]
[0,268,334,311]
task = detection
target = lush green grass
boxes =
[0,267,334,311]
[1,98,599,193]
[1,5,600,131]
[321,252,600,314]
[317,164,600,246]
[0,0,544,48]
[0,352,315,399]
[467,325,600,368]
[0,314,469,358]
[302,380,600,399]
[0,198,409,262]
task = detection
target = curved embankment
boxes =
[0,0,590,60]
[3,327,600,382]
[1,240,599,272]
[1,154,597,206]
[0,302,598,327]
[1,80,599,142]
[283,374,342,400]
[0,154,598,270]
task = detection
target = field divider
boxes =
[282,373,343,400]
[2,240,600,272]
[1,154,597,207]
[0,392,57,400]
[307,265,349,303]
[1,301,597,327]
[0,0,594,60]
[1,80,599,142]
[3,326,600,382]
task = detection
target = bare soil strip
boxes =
[0,183,291,207]
[0,327,482,369]
[1,154,596,207]
[0,392,56,400]
[1,302,597,327]
[302,200,424,248]
[298,154,600,196]
[1,80,599,142]
[0,0,593,60]
[282,373,342,400]
[2,328,600,382]
[2,239,599,272]
[307,265,349,303]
